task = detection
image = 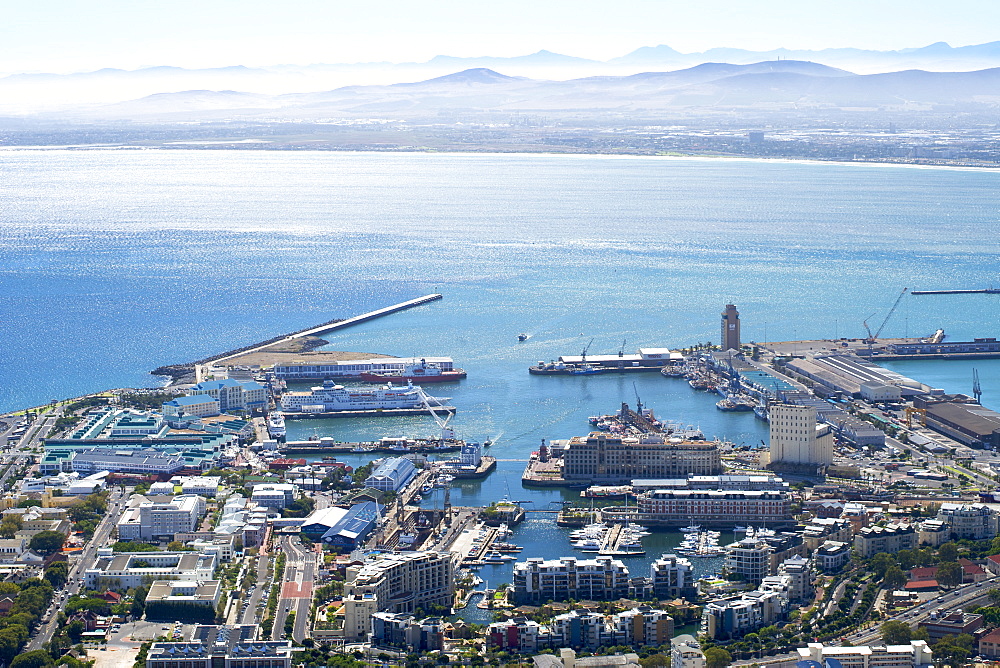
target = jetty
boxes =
[911,289,1000,295]
[290,294,443,338]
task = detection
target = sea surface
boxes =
[3,150,1000,613]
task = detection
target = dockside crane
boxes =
[974,368,983,404]
[581,337,594,364]
[862,287,909,355]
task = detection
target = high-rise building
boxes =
[721,304,740,350]
[768,404,834,467]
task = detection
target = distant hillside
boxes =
[52,62,1000,122]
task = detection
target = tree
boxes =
[938,543,960,563]
[44,561,68,588]
[9,650,53,668]
[884,565,907,590]
[870,553,895,580]
[937,561,963,588]
[704,647,732,668]
[881,620,912,645]
[28,530,65,555]
[0,515,24,538]
[639,654,670,668]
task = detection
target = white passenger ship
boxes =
[279,380,450,413]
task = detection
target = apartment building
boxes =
[512,556,630,605]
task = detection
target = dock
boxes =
[597,523,645,556]
[290,294,443,338]
[911,289,1000,295]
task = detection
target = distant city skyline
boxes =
[3,0,1000,74]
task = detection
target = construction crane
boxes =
[974,368,982,404]
[862,288,909,356]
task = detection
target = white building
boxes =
[854,523,917,558]
[815,541,852,572]
[146,579,222,609]
[117,495,206,541]
[778,555,813,604]
[672,634,706,668]
[189,380,267,412]
[84,549,217,589]
[342,551,459,642]
[703,588,788,639]
[860,381,903,403]
[650,554,695,598]
[162,395,221,419]
[768,404,834,467]
[365,457,417,493]
[70,448,187,476]
[251,483,297,510]
[171,476,223,497]
[937,503,998,540]
[797,641,933,668]
[512,556,630,604]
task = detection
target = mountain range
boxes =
[31,60,1000,123]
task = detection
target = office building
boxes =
[117,494,206,541]
[721,304,740,351]
[85,549,216,589]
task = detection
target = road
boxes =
[732,576,1000,667]
[238,551,272,625]
[271,535,317,642]
[28,487,125,650]
[1,408,59,492]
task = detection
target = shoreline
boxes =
[3,145,999,173]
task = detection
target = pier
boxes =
[911,289,1000,295]
[281,405,456,419]
[290,294,443,338]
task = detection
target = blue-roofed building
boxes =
[162,395,221,419]
[321,501,384,549]
[365,457,417,492]
[189,380,267,412]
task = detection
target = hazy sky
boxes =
[4,0,1000,73]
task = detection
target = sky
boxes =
[3,0,1000,74]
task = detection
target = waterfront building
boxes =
[937,502,997,540]
[630,474,788,493]
[854,523,917,558]
[84,549,216,589]
[562,432,722,484]
[189,380,267,412]
[342,551,458,641]
[117,494,206,541]
[145,625,292,668]
[912,394,1000,449]
[784,353,935,398]
[815,541,851,572]
[163,395,222,419]
[767,404,834,467]
[459,441,482,467]
[796,641,932,668]
[650,553,696,599]
[364,457,417,492]
[721,304,740,350]
[889,338,1000,356]
[671,634,706,668]
[273,357,458,380]
[250,483,297,510]
[512,556,630,604]
[630,489,792,527]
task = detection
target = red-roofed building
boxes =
[99,590,122,604]
[987,554,1000,576]
[905,580,939,591]
[980,628,1000,658]
[269,458,307,470]
[959,558,987,583]
[910,567,938,581]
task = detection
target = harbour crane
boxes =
[974,368,982,404]
[861,287,908,356]
[618,339,627,358]
[416,386,455,441]
[581,338,594,364]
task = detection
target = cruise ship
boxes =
[279,380,450,413]
[267,412,286,439]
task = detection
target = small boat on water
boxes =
[567,364,602,375]
[483,552,516,564]
[680,524,701,533]
[518,333,529,342]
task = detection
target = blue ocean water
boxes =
[3,150,1000,598]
